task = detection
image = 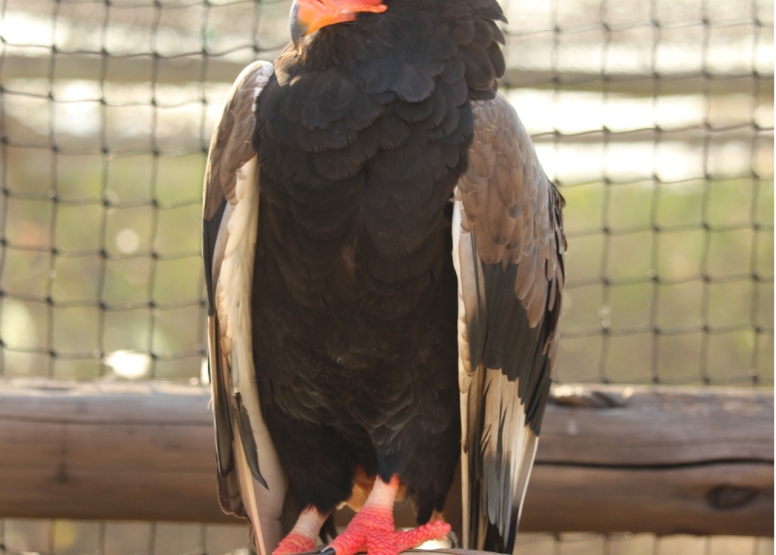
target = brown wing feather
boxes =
[203,61,287,555]
[203,61,272,220]
[203,60,273,508]
[457,95,565,329]
[454,94,565,554]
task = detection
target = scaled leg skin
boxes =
[273,507,328,555]
[323,475,450,555]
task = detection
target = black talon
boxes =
[320,514,338,542]
[319,547,336,555]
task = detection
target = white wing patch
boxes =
[480,370,537,551]
[452,198,476,550]
[453,197,540,555]
[213,156,287,555]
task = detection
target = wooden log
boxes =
[0,380,771,536]
[522,385,774,536]
[0,380,226,523]
[537,384,773,465]
[522,463,773,537]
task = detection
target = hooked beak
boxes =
[290,1,308,49]
[290,0,387,49]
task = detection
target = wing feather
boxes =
[455,94,565,554]
[203,60,288,555]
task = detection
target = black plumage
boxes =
[250,0,496,521]
[202,1,565,553]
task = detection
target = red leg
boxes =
[273,507,328,555]
[324,476,450,555]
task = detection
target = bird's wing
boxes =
[453,94,565,554]
[202,60,288,555]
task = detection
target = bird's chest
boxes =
[251,186,459,423]
[250,71,467,421]
[254,176,450,315]
[254,114,466,312]
[254,65,472,268]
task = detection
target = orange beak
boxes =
[290,0,387,47]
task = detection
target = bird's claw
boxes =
[273,531,317,555]
[325,506,450,555]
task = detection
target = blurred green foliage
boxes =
[559,176,773,385]
[0,146,208,380]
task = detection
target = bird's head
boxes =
[290,0,388,48]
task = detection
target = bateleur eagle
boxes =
[201,1,566,555]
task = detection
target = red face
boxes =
[290,0,388,46]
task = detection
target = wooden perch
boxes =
[521,384,773,536]
[0,380,771,537]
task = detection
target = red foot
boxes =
[328,505,451,555]
[273,531,317,555]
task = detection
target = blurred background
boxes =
[0,0,772,554]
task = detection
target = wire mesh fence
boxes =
[0,0,772,554]
[0,0,772,387]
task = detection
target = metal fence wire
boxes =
[0,0,773,554]
[0,0,772,387]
